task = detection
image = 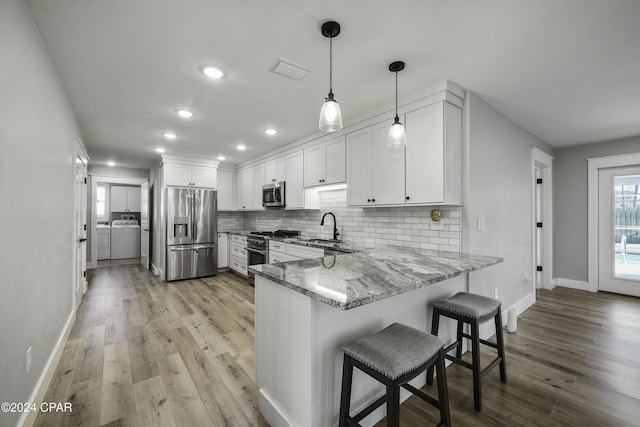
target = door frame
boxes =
[88,175,148,269]
[588,153,640,292]
[531,148,554,290]
[73,138,89,311]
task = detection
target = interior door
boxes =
[140,181,150,269]
[598,166,640,296]
[74,152,88,310]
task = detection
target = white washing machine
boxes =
[110,220,141,259]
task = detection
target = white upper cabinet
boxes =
[346,127,373,206]
[372,120,405,205]
[217,170,235,210]
[405,102,461,205]
[304,136,346,187]
[347,100,462,207]
[110,186,141,212]
[285,150,304,209]
[236,164,265,210]
[252,164,265,210]
[264,156,286,184]
[346,121,404,206]
[164,163,216,188]
[237,168,252,210]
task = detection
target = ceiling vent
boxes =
[271,58,309,80]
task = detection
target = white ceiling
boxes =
[25,0,640,169]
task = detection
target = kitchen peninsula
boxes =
[250,247,502,427]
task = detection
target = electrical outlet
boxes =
[477,217,486,231]
[494,286,499,300]
[26,346,32,374]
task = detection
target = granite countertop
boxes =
[249,246,503,310]
[219,229,254,235]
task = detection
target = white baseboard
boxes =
[18,309,76,427]
[479,292,535,338]
[258,388,296,427]
[553,277,594,292]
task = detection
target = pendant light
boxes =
[388,61,407,147]
[319,21,342,132]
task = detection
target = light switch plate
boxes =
[477,217,485,231]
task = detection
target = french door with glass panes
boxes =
[598,166,640,296]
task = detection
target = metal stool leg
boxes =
[494,309,507,383]
[470,319,482,412]
[386,381,400,427]
[427,308,441,385]
[339,354,354,426]
[455,320,464,358]
[435,348,451,427]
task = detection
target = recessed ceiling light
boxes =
[155,147,166,153]
[176,109,194,118]
[236,144,247,151]
[264,128,278,136]
[163,132,177,140]
[107,161,116,167]
[217,155,226,161]
[201,66,224,79]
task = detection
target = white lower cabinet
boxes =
[97,227,110,260]
[269,241,324,263]
[230,234,248,276]
[268,240,287,264]
[217,233,229,268]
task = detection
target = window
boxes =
[97,183,109,221]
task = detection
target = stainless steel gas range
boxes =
[246,230,300,285]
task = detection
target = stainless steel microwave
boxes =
[262,182,285,208]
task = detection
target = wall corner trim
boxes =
[18,310,76,427]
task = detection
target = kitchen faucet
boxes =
[320,212,340,241]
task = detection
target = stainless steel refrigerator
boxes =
[166,187,217,281]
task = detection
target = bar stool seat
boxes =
[339,323,451,427]
[427,291,507,412]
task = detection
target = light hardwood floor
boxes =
[35,265,640,426]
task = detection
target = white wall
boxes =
[553,136,640,282]
[463,92,554,312]
[88,165,150,179]
[0,1,83,426]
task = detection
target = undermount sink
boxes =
[304,238,343,244]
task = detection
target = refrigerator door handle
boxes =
[193,244,216,250]
[170,246,193,252]
[193,190,197,240]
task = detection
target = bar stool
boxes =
[427,292,507,412]
[339,322,451,427]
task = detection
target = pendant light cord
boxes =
[329,36,333,96]
[395,70,399,120]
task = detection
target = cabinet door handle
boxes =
[367,199,371,203]
[372,198,376,202]
[406,196,410,200]
[319,179,322,183]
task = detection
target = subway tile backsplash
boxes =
[218,189,461,252]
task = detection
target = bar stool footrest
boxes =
[352,394,387,423]
[444,354,474,370]
[481,356,503,378]
[403,384,441,408]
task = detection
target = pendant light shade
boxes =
[319,21,342,132]
[388,61,407,147]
